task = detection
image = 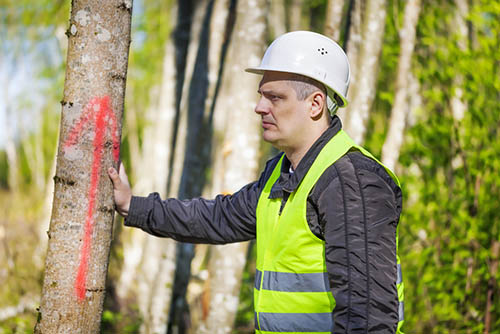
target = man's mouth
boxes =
[261,120,275,129]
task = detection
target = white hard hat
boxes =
[246,31,350,114]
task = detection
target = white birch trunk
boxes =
[116,8,178,334]
[324,0,345,42]
[289,0,303,31]
[197,0,267,332]
[343,0,387,143]
[269,0,286,38]
[336,0,364,123]
[168,1,207,198]
[186,1,232,330]
[450,0,468,123]
[381,0,421,171]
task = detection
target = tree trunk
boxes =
[185,0,235,330]
[324,0,345,42]
[168,1,218,332]
[450,0,468,123]
[343,0,387,143]
[269,0,286,39]
[115,5,179,333]
[336,0,364,123]
[34,1,132,333]
[289,0,304,31]
[381,0,421,171]
[197,0,267,332]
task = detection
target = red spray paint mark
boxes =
[63,96,119,301]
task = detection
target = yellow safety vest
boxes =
[254,130,404,333]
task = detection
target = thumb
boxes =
[108,167,121,187]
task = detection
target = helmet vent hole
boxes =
[317,47,328,55]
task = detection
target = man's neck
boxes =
[283,123,329,170]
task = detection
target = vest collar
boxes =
[269,116,343,199]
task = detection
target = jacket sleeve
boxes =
[124,180,260,244]
[316,152,402,333]
[124,155,281,244]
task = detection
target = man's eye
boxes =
[270,95,280,101]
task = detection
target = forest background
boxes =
[0,0,499,333]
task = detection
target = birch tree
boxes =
[381,0,421,171]
[34,0,132,332]
[185,0,235,328]
[114,5,179,334]
[168,1,218,332]
[336,0,364,124]
[269,0,286,38]
[450,0,468,124]
[324,0,345,42]
[289,0,304,31]
[343,0,387,143]
[197,0,267,332]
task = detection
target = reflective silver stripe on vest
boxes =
[257,312,332,332]
[399,301,404,321]
[255,269,263,290]
[397,263,402,285]
[255,269,330,292]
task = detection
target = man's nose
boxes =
[254,97,270,115]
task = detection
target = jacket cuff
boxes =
[124,195,151,228]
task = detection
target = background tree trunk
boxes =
[450,0,468,123]
[196,0,267,332]
[343,0,387,143]
[167,0,218,332]
[289,0,304,31]
[269,0,286,39]
[115,4,179,334]
[381,0,421,171]
[34,0,132,332]
[185,0,235,330]
[336,0,364,124]
[324,0,345,42]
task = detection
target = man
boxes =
[109,31,404,333]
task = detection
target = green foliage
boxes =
[397,0,500,331]
[100,309,142,334]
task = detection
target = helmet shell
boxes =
[246,31,350,111]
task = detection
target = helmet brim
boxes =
[245,66,348,108]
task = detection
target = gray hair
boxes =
[284,73,327,101]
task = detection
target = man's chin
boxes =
[262,132,282,148]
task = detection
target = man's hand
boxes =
[108,163,132,218]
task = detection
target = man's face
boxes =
[255,71,311,150]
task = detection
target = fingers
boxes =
[108,167,121,187]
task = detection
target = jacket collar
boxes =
[269,116,343,199]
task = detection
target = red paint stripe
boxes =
[68,96,118,301]
[64,103,93,148]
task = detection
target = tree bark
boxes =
[269,0,286,39]
[381,0,421,171]
[115,5,178,334]
[324,0,345,42]
[167,1,217,332]
[343,0,387,143]
[450,0,468,123]
[289,0,304,31]
[336,0,364,123]
[185,0,234,329]
[34,1,132,333]
[197,0,267,332]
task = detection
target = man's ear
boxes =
[310,91,326,120]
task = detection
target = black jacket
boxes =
[126,116,402,333]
